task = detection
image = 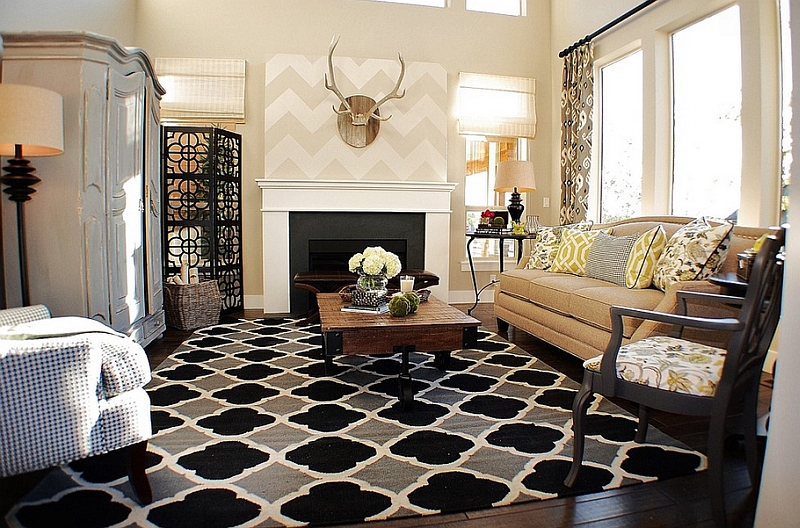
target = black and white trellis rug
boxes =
[6,318,706,528]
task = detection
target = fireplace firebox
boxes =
[289,212,425,313]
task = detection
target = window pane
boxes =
[466,0,521,16]
[363,0,445,6]
[780,0,792,224]
[672,7,742,220]
[599,50,643,222]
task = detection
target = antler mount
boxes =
[325,36,406,148]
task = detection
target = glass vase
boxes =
[525,215,541,235]
[353,272,389,307]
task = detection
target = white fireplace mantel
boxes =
[256,179,457,313]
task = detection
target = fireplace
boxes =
[289,211,426,312]
[257,179,457,313]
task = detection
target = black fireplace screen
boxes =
[162,126,243,314]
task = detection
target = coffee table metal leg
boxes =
[463,326,478,349]
[322,331,342,375]
[395,344,415,411]
[433,351,450,371]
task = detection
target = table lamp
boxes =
[494,160,536,225]
[0,83,64,306]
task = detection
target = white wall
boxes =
[754,0,800,523]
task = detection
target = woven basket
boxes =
[164,279,222,331]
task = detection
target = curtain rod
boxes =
[558,0,659,58]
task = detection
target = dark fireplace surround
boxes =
[289,212,426,312]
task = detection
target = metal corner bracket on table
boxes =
[465,231,536,315]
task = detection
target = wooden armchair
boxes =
[564,228,784,526]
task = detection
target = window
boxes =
[360,0,445,6]
[466,0,523,16]
[598,50,643,222]
[465,137,527,261]
[780,0,792,224]
[671,7,742,220]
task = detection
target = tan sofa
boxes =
[494,216,775,361]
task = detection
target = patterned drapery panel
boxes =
[560,43,594,224]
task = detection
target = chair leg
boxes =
[742,376,762,486]
[707,409,728,527]
[128,440,152,505]
[634,404,650,443]
[564,376,594,487]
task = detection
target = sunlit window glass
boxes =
[599,50,643,222]
[466,0,522,16]
[671,6,742,220]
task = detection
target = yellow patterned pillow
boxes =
[625,226,667,289]
[550,228,611,276]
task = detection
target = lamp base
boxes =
[506,190,524,225]
[1,154,40,204]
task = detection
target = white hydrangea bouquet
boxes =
[348,246,402,304]
[348,246,402,278]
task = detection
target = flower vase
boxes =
[353,272,389,307]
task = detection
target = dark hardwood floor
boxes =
[2,303,769,527]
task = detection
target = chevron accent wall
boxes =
[265,53,447,181]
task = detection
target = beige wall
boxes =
[0,0,784,308]
[0,0,137,43]
[135,0,552,308]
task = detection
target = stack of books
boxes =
[341,303,389,314]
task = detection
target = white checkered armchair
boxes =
[0,305,153,503]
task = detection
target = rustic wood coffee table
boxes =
[316,293,480,410]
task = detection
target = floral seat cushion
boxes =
[583,335,726,397]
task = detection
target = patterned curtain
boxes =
[559,43,594,224]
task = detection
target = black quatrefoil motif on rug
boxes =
[196,408,276,436]
[289,403,366,432]
[212,382,279,404]
[390,430,475,464]
[178,441,270,480]
[292,379,359,401]
[147,488,261,528]
[280,481,392,525]
[286,437,377,472]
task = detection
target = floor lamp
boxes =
[0,83,64,306]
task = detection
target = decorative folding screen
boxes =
[457,72,537,139]
[155,58,246,123]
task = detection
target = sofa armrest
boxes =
[629,280,735,342]
[0,305,50,326]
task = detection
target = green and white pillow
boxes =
[524,221,594,271]
[652,218,733,291]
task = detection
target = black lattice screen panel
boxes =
[162,127,243,314]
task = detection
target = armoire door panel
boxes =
[107,69,146,331]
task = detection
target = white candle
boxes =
[400,275,414,292]
[181,262,190,285]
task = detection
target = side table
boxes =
[465,231,536,315]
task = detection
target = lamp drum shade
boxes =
[494,160,536,192]
[0,83,64,157]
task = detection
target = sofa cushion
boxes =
[653,218,733,291]
[585,232,639,286]
[550,228,611,276]
[569,284,665,338]
[527,274,608,316]
[625,225,668,289]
